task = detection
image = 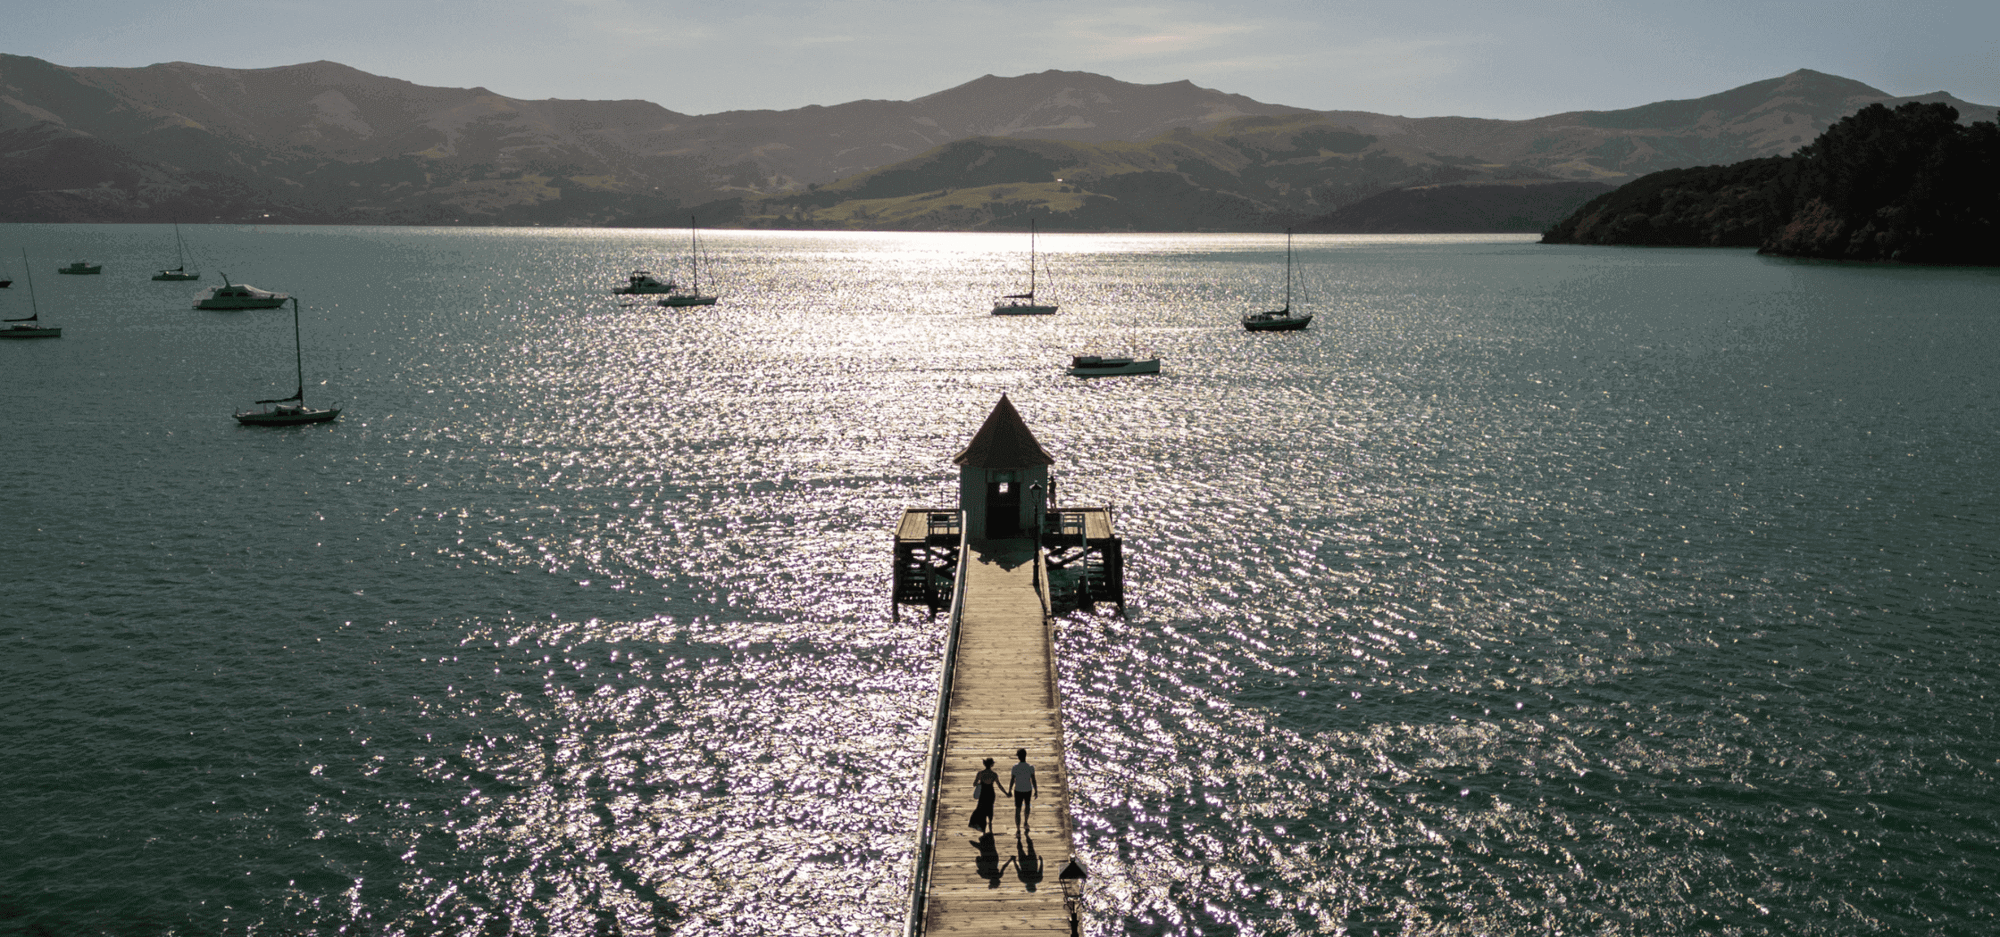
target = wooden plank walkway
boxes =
[921,539,1076,935]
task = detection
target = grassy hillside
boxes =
[687,115,1542,231]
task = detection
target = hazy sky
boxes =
[9,1,1996,118]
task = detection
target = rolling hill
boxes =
[2,55,1991,230]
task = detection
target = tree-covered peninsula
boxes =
[1542,102,2000,264]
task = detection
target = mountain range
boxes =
[2,54,1992,231]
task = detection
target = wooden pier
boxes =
[897,396,1125,936]
[915,539,1077,935]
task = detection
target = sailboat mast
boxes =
[1028,219,1037,295]
[21,249,38,319]
[174,221,187,270]
[291,297,305,404]
[1284,228,1293,309]
[689,216,698,293]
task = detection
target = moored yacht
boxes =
[234,297,340,425]
[195,274,289,310]
[992,219,1057,315]
[655,217,719,307]
[2,251,59,338]
[153,221,201,281]
[1242,228,1312,332]
[614,270,676,295]
[1067,355,1160,376]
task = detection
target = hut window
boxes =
[997,482,1011,494]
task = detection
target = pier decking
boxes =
[918,540,1077,934]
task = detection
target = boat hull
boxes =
[657,294,718,307]
[0,326,60,339]
[234,406,340,426]
[153,272,201,281]
[1243,313,1312,332]
[197,296,288,310]
[992,303,1058,316]
[1068,357,1160,376]
[58,264,101,275]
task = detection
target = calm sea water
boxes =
[1,226,1996,937]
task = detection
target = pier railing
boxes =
[904,512,968,937]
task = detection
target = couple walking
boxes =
[969,748,1036,834]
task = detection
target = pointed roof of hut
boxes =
[953,394,1056,468]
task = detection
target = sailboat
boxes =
[656,217,718,307]
[152,221,201,281]
[2,250,59,339]
[991,219,1057,315]
[1242,228,1312,332]
[234,297,340,425]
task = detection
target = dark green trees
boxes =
[1545,102,2000,264]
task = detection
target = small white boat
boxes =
[235,297,340,426]
[153,221,201,281]
[1243,228,1312,332]
[2,251,60,339]
[0,316,58,338]
[992,219,1057,315]
[58,261,101,275]
[195,274,289,310]
[657,291,717,308]
[614,270,676,295]
[655,216,718,307]
[1068,355,1160,377]
[236,400,339,425]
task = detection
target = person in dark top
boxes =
[969,757,999,833]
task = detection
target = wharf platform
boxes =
[916,539,1076,935]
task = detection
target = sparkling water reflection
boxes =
[1,226,1995,936]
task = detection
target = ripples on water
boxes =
[1,227,1995,936]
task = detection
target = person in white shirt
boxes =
[1007,747,1037,831]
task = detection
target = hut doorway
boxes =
[986,480,1022,538]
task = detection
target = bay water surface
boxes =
[1,226,1996,936]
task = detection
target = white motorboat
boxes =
[1067,355,1160,377]
[195,274,289,310]
[234,297,340,426]
[1243,228,1311,332]
[614,270,676,295]
[992,219,1057,315]
[1,251,59,339]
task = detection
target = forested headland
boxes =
[1542,102,2000,264]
